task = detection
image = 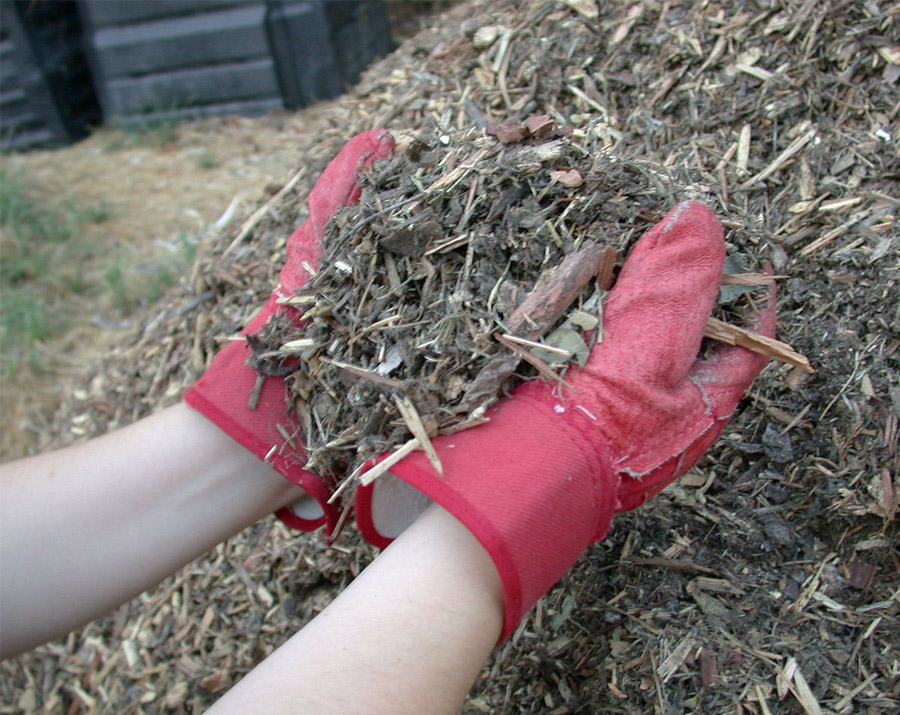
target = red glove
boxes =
[356,200,775,637]
[185,129,395,535]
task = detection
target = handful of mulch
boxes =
[248,121,808,486]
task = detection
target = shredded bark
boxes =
[250,127,742,483]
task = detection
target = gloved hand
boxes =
[185,129,395,535]
[356,200,775,638]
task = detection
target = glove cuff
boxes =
[183,298,339,534]
[357,392,618,639]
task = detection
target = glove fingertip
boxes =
[370,128,395,159]
[307,129,395,223]
[630,200,724,256]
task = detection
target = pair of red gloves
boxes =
[184,130,774,638]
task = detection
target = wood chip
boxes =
[721,272,786,286]
[596,246,618,291]
[496,333,567,385]
[549,169,584,188]
[741,125,818,187]
[356,438,422,487]
[394,395,443,475]
[704,317,813,372]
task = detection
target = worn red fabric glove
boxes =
[185,129,395,535]
[357,200,775,638]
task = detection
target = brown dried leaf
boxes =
[549,168,584,188]
[846,559,876,589]
[488,121,526,143]
[525,113,555,137]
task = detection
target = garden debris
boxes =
[251,126,793,488]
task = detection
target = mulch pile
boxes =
[252,125,785,485]
[2,1,897,713]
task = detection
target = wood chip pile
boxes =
[252,126,774,485]
[2,1,897,713]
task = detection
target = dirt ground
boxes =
[1,109,338,459]
[1,0,898,713]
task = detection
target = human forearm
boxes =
[209,503,503,715]
[0,402,304,657]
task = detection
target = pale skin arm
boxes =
[1,404,505,714]
[210,503,503,715]
[0,402,305,657]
